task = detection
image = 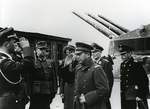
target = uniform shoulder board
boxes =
[133,60,138,62]
[0,58,4,63]
[0,56,8,63]
[94,64,100,68]
[0,57,14,63]
[76,64,82,69]
[103,58,108,62]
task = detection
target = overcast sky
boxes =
[1,0,150,55]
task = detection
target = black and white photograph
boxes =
[0,0,150,109]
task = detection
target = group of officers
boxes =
[0,27,149,109]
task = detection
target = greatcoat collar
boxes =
[82,57,94,71]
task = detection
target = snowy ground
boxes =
[25,80,150,109]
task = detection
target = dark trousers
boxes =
[121,93,149,109]
[106,98,112,109]
[0,96,23,109]
[29,94,53,109]
[106,87,113,109]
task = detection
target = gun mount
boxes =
[72,12,150,55]
[72,12,150,78]
[109,24,150,56]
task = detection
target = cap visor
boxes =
[75,50,83,54]
[119,51,127,55]
[91,49,101,53]
[38,46,47,49]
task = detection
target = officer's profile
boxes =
[0,27,35,109]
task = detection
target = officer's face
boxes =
[7,38,17,54]
[92,51,101,61]
[14,43,22,54]
[120,52,131,62]
[36,48,47,57]
[76,51,89,64]
[45,49,50,58]
[65,49,70,56]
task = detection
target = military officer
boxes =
[0,27,35,109]
[11,42,30,109]
[119,44,149,109]
[29,41,58,109]
[59,45,78,109]
[74,42,109,109]
[91,42,114,109]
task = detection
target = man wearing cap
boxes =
[0,27,35,109]
[59,45,78,109]
[74,42,109,109]
[11,42,31,108]
[29,41,58,109]
[118,44,149,109]
[91,42,114,109]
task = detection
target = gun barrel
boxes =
[73,12,118,39]
[87,13,125,36]
[98,14,130,33]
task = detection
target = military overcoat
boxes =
[74,58,109,109]
[120,57,149,109]
[59,60,78,109]
[0,47,35,95]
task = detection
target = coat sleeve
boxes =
[51,60,58,94]
[85,66,109,105]
[104,61,114,90]
[59,77,65,94]
[136,62,149,99]
[0,47,35,82]
[1,47,34,73]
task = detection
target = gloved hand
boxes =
[60,93,65,103]
[136,97,142,101]
[18,37,30,48]
[79,94,86,104]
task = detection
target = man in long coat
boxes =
[119,44,149,109]
[91,42,114,109]
[59,45,78,109]
[74,42,109,109]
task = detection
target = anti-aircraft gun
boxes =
[73,11,150,78]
